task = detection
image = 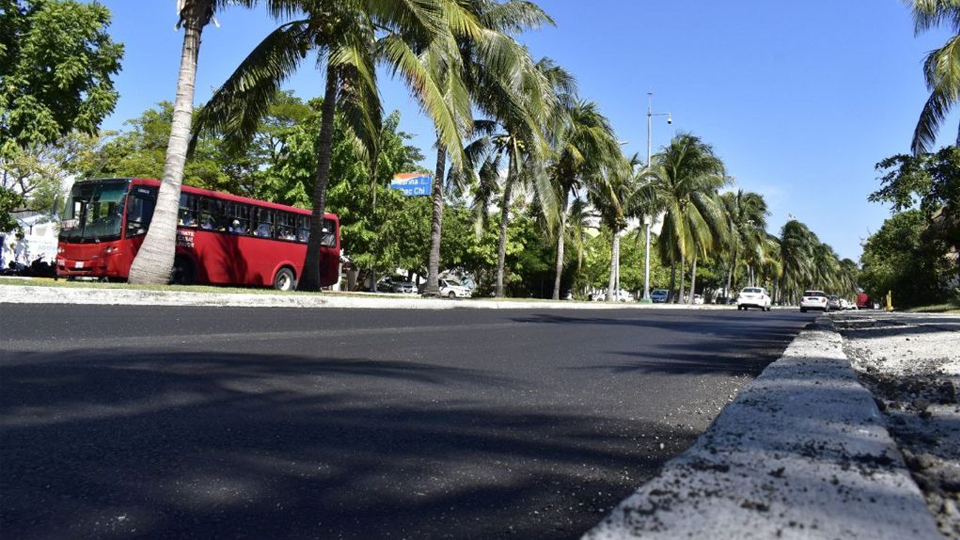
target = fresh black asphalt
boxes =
[0,304,816,539]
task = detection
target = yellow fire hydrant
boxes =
[886,290,894,312]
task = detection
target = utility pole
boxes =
[644,92,671,302]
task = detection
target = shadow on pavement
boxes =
[0,348,697,540]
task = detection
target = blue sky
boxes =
[91,0,958,261]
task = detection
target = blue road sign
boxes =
[390,174,433,197]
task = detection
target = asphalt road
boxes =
[0,305,816,539]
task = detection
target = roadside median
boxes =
[0,283,736,310]
[582,318,942,540]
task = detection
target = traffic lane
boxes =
[0,306,816,539]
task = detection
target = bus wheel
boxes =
[273,267,295,291]
[170,258,195,286]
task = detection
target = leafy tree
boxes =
[871,146,960,242]
[0,0,122,230]
[859,210,945,305]
[867,146,959,303]
[0,0,123,152]
[904,0,960,153]
[0,186,24,232]
[87,102,235,192]
[1,132,99,215]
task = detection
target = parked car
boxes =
[439,278,471,298]
[737,287,771,311]
[650,289,669,303]
[391,280,416,294]
[692,294,704,305]
[371,276,394,293]
[827,295,842,311]
[799,290,829,312]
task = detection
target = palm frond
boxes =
[192,19,311,153]
[378,33,468,167]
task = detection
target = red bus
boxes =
[56,178,341,290]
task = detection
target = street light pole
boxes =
[643,92,671,302]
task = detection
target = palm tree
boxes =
[906,0,960,154]
[778,220,816,303]
[720,190,769,297]
[760,233,784,303]
[421,0,555,296]
[685,187,729,304]
[640,133,726,303]
[547,100,621,300]
[587,155,637,301]
[128,0,255,284]
[193,0,462,291]
[564,197,593,295]
[466,57,567,297]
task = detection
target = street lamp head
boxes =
[666,115,673,125]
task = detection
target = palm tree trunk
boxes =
[607,231,619,302]
[668,257,676,303]
[689,252,698,304]
[678,249,686,304]
[495,164,515,298]
[726,250,737,302]
[297,67,339,291]
[127,7,205,284]
[424,144,446,296]
[552,197,567,300]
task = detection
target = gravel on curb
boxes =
[582,318,942,540]
[834,311,960,540]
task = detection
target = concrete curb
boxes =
[582,318,942,540]
[0,284,746,311]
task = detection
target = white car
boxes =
[589,289,632,302]
[737,287,771,311]
[692,294,704,305]
[799,290,829,312]
[839,298,857,310]
[439,278,471,299]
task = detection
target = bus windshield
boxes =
[60,181,128,242]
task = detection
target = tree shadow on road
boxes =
[0,348,698,540]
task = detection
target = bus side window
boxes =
[321,219,336,247]
[253,207,273,238]
[297,215,309,243]
[276,212,294,241]
[125,190,156,237]
[226,202,249,234]
[179,193,198,227]
[199,197,222,231]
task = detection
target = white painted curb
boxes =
[582,319,941,540]
[0,285,740,310]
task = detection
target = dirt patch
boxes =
[835,312,960,539]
